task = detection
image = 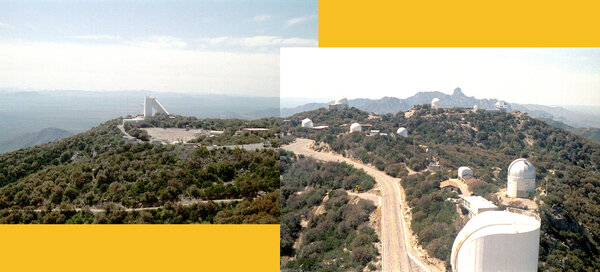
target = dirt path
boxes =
[284,138,432,272]
[34,198,242,214]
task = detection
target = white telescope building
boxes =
[495,100,508,111]
[507,158,536,198]
[301,118,313,128]
[330,97,349,110]
[451,211,540,272]
[458,166,474,179]
[144,96,169,118]
[123,96,170,125]
[350,123,362,133]
[397,127,408,137]
[431,98,441,109]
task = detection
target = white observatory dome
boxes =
[336,98,349,105]
[473,105,478,111]
[451,211,540,272]
[301,118,313,128]
[508,158,536,180]
[507,158,536,198]
[396,127,408,137]
[350,123,362,133]
[431,98,441,109]
[458,166,474,179]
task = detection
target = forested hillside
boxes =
[283,106,600,271]
[0,117,279,224]
[280,151,380,271]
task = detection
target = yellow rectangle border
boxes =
[0,225,279,271]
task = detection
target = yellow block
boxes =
[319,0,600,46]
[0,225,279,272]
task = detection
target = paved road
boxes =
[284,138,430,272]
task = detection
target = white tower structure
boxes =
[495,100,508,111]
[350,123,362,133]
[473,105,479,112]
[431,98,441,109]
[507,158,536,198]
[396,127,408,137]
[451,211,540,272]
[301,118,313,128]
[458,166,474,179]
[144,96,169,118]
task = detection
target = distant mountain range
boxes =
[0,127,73,153]
[280,88,600,130]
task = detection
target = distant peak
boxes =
[453,87,464,96]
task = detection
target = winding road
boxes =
[284,138,431,272]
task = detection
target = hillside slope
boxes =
[0,116,280,224]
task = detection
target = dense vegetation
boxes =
[283,106,600,271]
[280,151,380,271]
[403,171,464,267]
[0,117,280,224]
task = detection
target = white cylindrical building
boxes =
[431,98,441,109]
[301,118,313,128]
[458,166,474,179]
[507,158,536,198]
[350,123,362,133]
[451,211,540,272]
[336,98,348,105]
[473,105,479,111]
[396,127,408,137]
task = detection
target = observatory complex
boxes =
[507,158,536,198]
[431,98,441,109]
[123,96,169,125]
[451,211,540,272]
[329,98,349,110]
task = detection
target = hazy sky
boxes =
[281,48,600,106]
[0,0,317,97]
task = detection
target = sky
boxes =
[0,0,318,97]
[281,48,600,106]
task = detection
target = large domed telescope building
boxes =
[329,97,349,110]
[507,158,536,198]
[451,210,541,272]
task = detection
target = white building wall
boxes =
[452,211,540,272]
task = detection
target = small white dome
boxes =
[431,98,441,109]
[473,105,479,110]
[350,122,362,133]
[336,98,349,105]
[397,127,408,137]
[508,158,535,180]
[301,118,313,128]
[458,166,474,178]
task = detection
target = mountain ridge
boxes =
[280,88,600,129]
